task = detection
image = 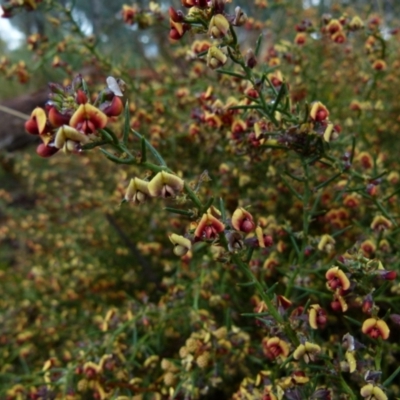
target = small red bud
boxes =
[36,143,59,158]
[75,89,88,104]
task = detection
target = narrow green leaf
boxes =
[263,74,278,96]
[350,135,356,164]
[141,137,147,163]
[229,104,263,111]
[332,225,353,238]
[373,281,390,298]
[241,311,269,316]
[216,69,246,79]
[384,186,400,201]
[123,100,131,145]
[265,282,279,294]
[284,228,301,257]
[219,197,226,221]
[314,171,342,191]
[132,129,167,166]
[255,33,263,57]
[201,197,214,214]
[383,365,400,387]
[284,170,305,182]
[227,46,241,64]
[99,148,133,164]
[81,140,109,150]
[343,315,362,326]
[236,281,256,287]
[279,354,294,369]
[293,286,330,298]
[98,129,114,143]
[164,207,194,217]
[271,83,287,115]
[101,127,119,144]
[281,174,303,201]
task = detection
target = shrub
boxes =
[1,0,400,399]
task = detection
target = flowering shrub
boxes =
[1,0,400,399]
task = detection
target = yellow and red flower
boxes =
[25,107,47,135]
[362,318,390,340]
[194,213,225,241]
[309,101,329,122]
[262,337,290,361]
[370,215,392,232]
[308,304,327,330]
[325,266,350,292]
[69,103,108,134]
[231,208,255,233]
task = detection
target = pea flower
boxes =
[370,215,392,232]
[360,384,387,400]
[262,337,290,361]
[25,107,47,135]
[317,234,335,252]
[206,46,227,70]
[54,125,90,153]
[308,304,327,330]
[69,103,108,134]
[194,213,225,241]
[293,342,321,363]
[125,177,151,205]
[325,266,350,292]
[309,101,329,122]
[231,208,255,233]
[362,318,390,340]
[208,14,230,38]
[147,171,184,198]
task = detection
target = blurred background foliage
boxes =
[1,0,400,100]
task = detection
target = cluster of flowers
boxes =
[121,2,164,29]
[24,76,124,157]
[168,0,247,70]
[0,0,42,17]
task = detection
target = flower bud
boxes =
[169,233,192,257]
[75,89,88,105]
[100,96,124,117]
[36,143,59,158]
[245,49,257,69]
[48,106,71,127]
[233,6,247,26]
